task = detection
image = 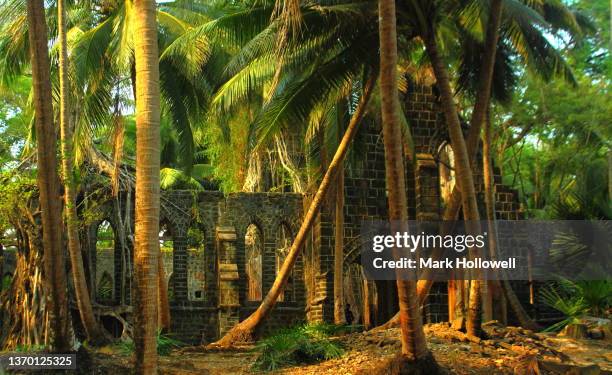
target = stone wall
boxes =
[79,83,535,344]
[86,191,305,344]
[318,83,532,327]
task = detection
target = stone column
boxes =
[216,226,240,337]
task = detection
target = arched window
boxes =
[159,222,174,300]
[96,220,115,303]
[187,226,206,301]
[276,223,294,302]
[245,224,263,301]
[438,143,455,209]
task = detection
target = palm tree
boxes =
[334,102,346,325]
[57,0,107,345]
[482,109,541,331]
[378,0,436,368]
[25,0,71,351]
[132,0,162,371]
[378,0,587,332]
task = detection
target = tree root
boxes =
[205,324,255,350]
[374,352,446,375]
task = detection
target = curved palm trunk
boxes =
[379,0,436,368]
[333,161,345,324]
[334,108,346,325]
[209,75,377,349]
[133,0,162,372]
[58,0,106,345]
[26,0,71,351]
[425,34,483,337]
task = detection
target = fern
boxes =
[253,323,345,371]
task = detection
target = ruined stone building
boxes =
[4,85,538,344]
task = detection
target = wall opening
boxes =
[95,220,115,303]
[97,271,113,303]
[438,143,456,209]
[187,226,206,301]
[245,223,263,301]
[159,222,174,301]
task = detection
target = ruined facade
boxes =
[65,85,535,344]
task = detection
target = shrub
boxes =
[118,330,184,356]
[541,278,611,331]
[253,323,345,371]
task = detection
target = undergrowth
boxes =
[253,323,348,371]
[541,278,611,331]
[118,330,184,356]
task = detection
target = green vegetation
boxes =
[0,0,608,370]
[118,331,185,356]
[541,279,611,332]
[253,324,346,371]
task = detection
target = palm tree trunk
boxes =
[133,0,161,372]
[374,1,505,332]
[26,0,71,351]
[157,250,171,331]
[58,0,106,345]
[483,110,541,331]
[425,33,483,337]
[379,0,435,368]
[334,111,346,325]
[209,74,377,349]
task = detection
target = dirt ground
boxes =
[82,321,611,375]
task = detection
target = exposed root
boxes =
[205,325,255,350]
[371,313,400,332]
[0,228,48,349]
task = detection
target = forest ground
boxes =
[83,321,611,374]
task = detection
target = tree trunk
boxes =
[375,0,519,331]
[379,0,435,368]
[58,0,107,345]
[26,0,71,351]
[157,250,171,331]
[483,111,540,331]
[334,110,346,325]
[133,0,161,372]
[209,75,377,349]
[425,34,483,337]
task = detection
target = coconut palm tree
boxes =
[57,0,107,345]
[25,0,71,351]
[378,0,437,369]
[132,0,162,371]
